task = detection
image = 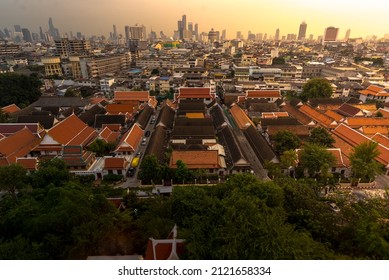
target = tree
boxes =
[308,127,335,147]
[87,139,115,156]
[272,57,285,65]
[138,155,161,184]
[31,158,70,188]
[300,78,333,102]
[349,142,383,182]
[175,160,191,184]
[299,144,336,177]
[264,160,282,179]
[0,164,28,197]
[151,69,159,75]
[0,73,42,107]
[280,150,298,169]
[273,130,301,154]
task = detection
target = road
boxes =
[374,174,389,189]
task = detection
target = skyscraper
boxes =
[48,18,60,39]
[124,26,130,41]
[182,15,187,32]
[113,25,118,40]
[275,28,280,41]
[236,31,242,39]
[21,28,32,42]
[194,23,198,40]
[221,29,226,41]
[298,21,307,41]
[188,22,193,32]
[39,27,45,41]
[14,25,22,32]
[323,26,339,44]
[344,29,351,41]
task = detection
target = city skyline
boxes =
[1,0,389,39]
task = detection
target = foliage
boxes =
[0,164,28,197]
[102,173,123,183]
[0,73,42,107]
[300,78,333,102]
[349,142,383,182]
[264,160,282,179]
[273,130,301,154]
[138,155,162,184]
[64,88,80,97]
[280,150,298,169]
[308,127,335,147]
[299,144,336,177]
[151,69,160,75]
[175,160,192,183]
[87,139,116,157]
[0,110,10,122]
[30,158,70,188]
[272,57,285,65]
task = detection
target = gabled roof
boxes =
[218,125,249,167]
[375,108,389,118]
[169,150,221,169]
[98,127,120,143]
[299,104,338,128]
[243,125,278,164]
[261,112,289,119]
[104,157,129,170]
[0,128,41,166]
[17,115,56,129]
[371,133,389,148]
[16,157,39,171]
[177,87,214,100]
[144,126,168,163]
[115,123,143,153]
[94,114,126,129]
[136,104,154,130]
[0,123,45,138]
[79,104,107,127]
[105,104,137,115]
[114,91,149,102]
[324,110,344,122]
[246,90,281,98]
[344,117,389,128]
[282,103,313,125]
[359,85,389,97]
[267,125,310,138]
[229,103,254,130]
[156,104,175,130]
[2,104,21,114]
[337,103,363,117]
[30,96,88,108]
[48,114,97,147]
[144,226,185,260]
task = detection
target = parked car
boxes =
[145,130,151,137]
[127,167,136,177]
[141,137,147,145]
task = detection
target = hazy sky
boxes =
[1,0,389,39]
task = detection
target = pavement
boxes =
[373,174,389,189]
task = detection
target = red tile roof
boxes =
[169,150,221,169]
[282,103,313,125]
[98,127,120,143]
[261,112,289,119]
[324,110,344,122]
[48,114,97,147]
[375,108,389,118]
[106,104,137,115]
[2,104,21,114]
[104,157,129,170]
[372,133,389,148]
[344,117,389,128]
[177,87,214,99]
[16,157,38,170]
[229,104,254,130]
[0,128,41,166]
[246,90,281,98]
[359,85,389,97]
[114,91,149,102]
[0,123,45,138]
[115,123,143,153]
[299,104,338,128]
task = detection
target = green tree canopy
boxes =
[272,57,285,65]
[0,164,28,197]
[349,141,383,182]
[300,78,333,102]
[273,130,301,154]
[308,127,335,147]
[87,139,116,157]
[138,154,162,184]
[299,144,336,177]
[0,73,42,107]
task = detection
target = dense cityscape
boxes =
[1,8,389,260]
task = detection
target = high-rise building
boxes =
[39,27,45,41]
[113,25,118,40]
[323,26,339,44]
[124,26,130,41]
[55,38,91,57]
[188,22,193,32]
[14,25,22,32]
[182,15,187,32]
[4,28,10,38]
[48,18,60,39]
[21,28,32,42]
[221,29,226,41]
[344,29,351,41]
[275,28,280,41]
[32,33,39,41]
[263,33,267,41]
[208,28,217,43]
[127,25,145,40]
[236,31,242,39]
[257,33,263,42]
[298,21,307,41]
[194,23,198,40]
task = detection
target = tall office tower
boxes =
[76,32,82,40]
[113,24,118,40]
[39,26,44,40]
[32,33,39,41]
[275,28,280,41]
[344,29,351,41]
[298,21,307,41]
[21,28,32,42]
[323,26,339,44]
[69,31,74,39]
[208,28,217,43]
[188,22,193,32]
[194,23,198,40]
[182,15,187,32]
[309,34,314,41]
[149,30,157,41]
[4,28,10,38]
[178,20,183,39]
[0,30,5,39]
[129,25,145,40]
[14,25,22,32]
[263,33,267,41]
[124,25,130,41]
[48,18,60,39]
[221,29,226,41]
[257,33,263,42]
[236,31,242,39]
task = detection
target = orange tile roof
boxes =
[106,104,137,115]
[16,157,38,170]
[359,85,389,97]
[282,103,313,125]
[98,127,120,143]
[0,128,41,166]
[229,104,254,130]
[360,126,389,136]
[48,114,97,147]
[177,87,214,99]
[375,108,389,118]
[166,99,177,110]
[115,123,143,153]
[352,104,377,112]
[372,133,389,148]
[331,133,352,166]
[2,104,21,114]
[332,124,389,167]
[114,91,149,102]
[104,157,129,170]
[169,150,221,169]
[324,110,344,122]
[102,124,121,131]
[261,112,289,119]
[344,117,389,128]
[89,97,109,104]
[148,96,158,108]
[299,104,338,128]
[186,113,204,118]
[246,90,281,98]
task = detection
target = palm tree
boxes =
[349,142,383,183]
